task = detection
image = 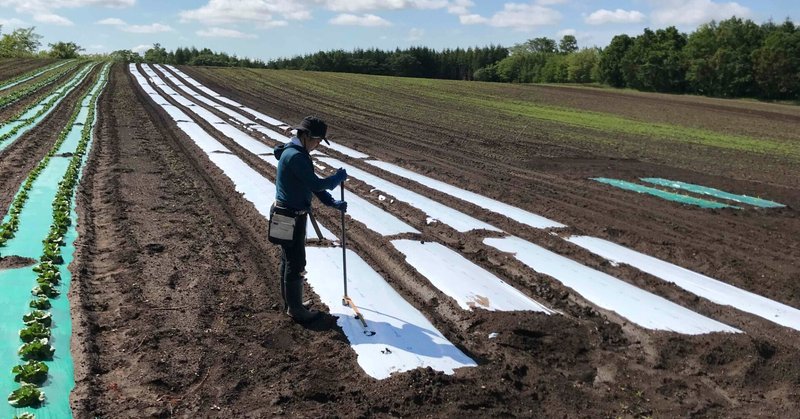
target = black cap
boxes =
[293,116,329,144]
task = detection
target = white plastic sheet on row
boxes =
[317,157,501,233]
[161,65,372,160]
[566,236,800,331]
[304,247,477,379]
[367,160,565,229]
[392,240,553,312]
[129,64,336,241]
[484,236,741,334]
[165,65,288,127]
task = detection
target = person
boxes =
[273,116,347,322]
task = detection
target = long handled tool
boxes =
[340,182,375,336]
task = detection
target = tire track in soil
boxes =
[71,63,369,417]
[86,63,800,417]
[173,64,796,343]
[184,66,800,311]
[0,63,98,222]
[166,66,797,414]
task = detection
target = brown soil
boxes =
[0,255,36,269]
[64,63,800,418]
[0,64,100,215]
[0,58,56,82]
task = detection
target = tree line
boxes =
[3,17,798,100]
[0,26,83,59]
[263,17,798,100]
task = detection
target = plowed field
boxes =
[2,61,799,418]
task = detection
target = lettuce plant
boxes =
[12,360,49,385]
[7,383,45,408]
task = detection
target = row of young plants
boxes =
[0,60,71,91]
[5,64,108,411]
[0,63,93,147]
[0,61,79,110]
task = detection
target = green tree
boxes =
[752,20,800,99]
[685,17,764,97]
[143,43,168,63]
[559,35,578,54]
[598,34,633,87]
[621,27,687,92]
[48,41,83,59]
[565,48,600,83]
[0,27,42,57]
[511,37,557,54]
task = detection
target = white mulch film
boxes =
[567,236,800,331]
[367,160,565,229]
[391,240,553,313]
[304,248,477,379]
[130,64,337,240]
[317,157,502,233]
[484,236,741,335]
[163,65,376,159]
[132,64,769,346]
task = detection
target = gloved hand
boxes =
[330,168,348,185]
[332,200,347,212]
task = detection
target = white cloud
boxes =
[459,13,486,24]
[330,13,391,27]
[179,0,309,26]
[408,27,424,40]
[96,17,126,25]
[557,28,576,37]
[121,23,173,33]
[482,3,561,30]
[0,17,27,27]
[34,13,74,26]
[0,0,135,24]
[197,27,258,38]
[650,0,751,27]
[131,44,149,53]
[322,0,449,13]
[447,0,473,15]
[535,0,567,5]
[585,9,646,25]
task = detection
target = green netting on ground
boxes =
[641,178,785,208]
[1,63,107,418]
[0,158,75,418]
[0,64,93,152]
[591,178,741,209]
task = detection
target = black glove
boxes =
[332,200,347,212]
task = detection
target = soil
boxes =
[60,63,800,418]
[0,58,56,82]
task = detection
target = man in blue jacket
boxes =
[274,116,347,322]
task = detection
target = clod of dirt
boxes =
[0,255,37,270]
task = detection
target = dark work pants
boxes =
[279,213,308,306]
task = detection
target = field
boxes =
[1,60,799,418]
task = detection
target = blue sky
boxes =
[1,1,797,61]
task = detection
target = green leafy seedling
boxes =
[7,383,45,408]
[12,360,49,385]
[18,339,55,361]
[20,323,51,343]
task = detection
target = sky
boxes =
[0,0,798,61]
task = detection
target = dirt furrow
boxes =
[0,63,98,218]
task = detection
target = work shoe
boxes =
[285,280,320,323]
